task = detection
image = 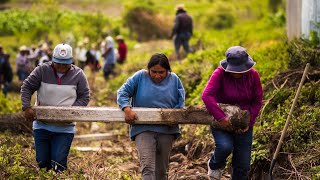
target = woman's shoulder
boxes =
[247,69,261,81]
[249,68,260,76]
[170,71,178,77]
[216,66,224,72]
[134,69,148,76]
[169,72,182,80]
[211,66,225,76]
[130,69,148,79]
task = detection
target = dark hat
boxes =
[220,46,255,73]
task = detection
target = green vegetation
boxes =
[0,93,21,113]
[0,0,319,179]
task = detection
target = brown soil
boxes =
[73,122,233,179]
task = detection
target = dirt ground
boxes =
[74,122,232,180]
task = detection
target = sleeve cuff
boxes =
[22,106,31,111]
[121,105,132,111]
[216,115,226,122]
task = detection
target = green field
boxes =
[0,0,319,179]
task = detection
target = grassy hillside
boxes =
[0,0,319,179]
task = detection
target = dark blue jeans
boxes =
[17,70,28,81]
[174,32,192,58]
[2,81,11,97]
[33,129,74,172]
[209,127,253,180]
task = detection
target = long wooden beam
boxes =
[35,105,249,129]
[0,105,250,130]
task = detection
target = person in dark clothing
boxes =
[0,54,13,97]
[0,45,13,97]
[171,4,193,59]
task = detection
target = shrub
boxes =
[123,4,172,41]
[0,93,21,114]
[287,39,320,69]
[205,3,235,30]
[0,9,112,44]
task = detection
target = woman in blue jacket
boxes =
[117,53,185,180]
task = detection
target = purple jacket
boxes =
[202,66,263,127]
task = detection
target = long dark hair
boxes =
[147,53,171,72]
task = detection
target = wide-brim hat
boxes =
[175,4,186,11]
[220,46,256,73]
[52,43,73,64]
[19,45,28,51]
[116,35,124,40]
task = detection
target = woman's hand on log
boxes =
[124,107,138,124]
[219,117,232,129]
[234,110,250,133]
[24,107,35,121]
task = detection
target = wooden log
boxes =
[74,133,115,141]
[34,104,249,130]
[0,112,32,133]
[72,146,123,152]
[0,104,250,131]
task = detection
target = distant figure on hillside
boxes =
[38,43,51,65]
[102,35,116,80]
[21,43,90,172]
[115,35,127,64]
[75,41,87,70]
[117,53,185,180]
[202,46,263,179]
[86,43,101,72]
[0,46,13,97]
[16,45,31,82]
[171,4,193,59]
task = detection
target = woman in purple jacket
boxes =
[202,46,263,180]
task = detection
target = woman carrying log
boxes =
[21,43,90,172]
[117,53,185,180]
[202,46,263,180]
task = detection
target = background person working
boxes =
[171,4,193,60]
[102,35,116,80]
[115,35,127,64]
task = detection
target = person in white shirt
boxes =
[75,41,87,69]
